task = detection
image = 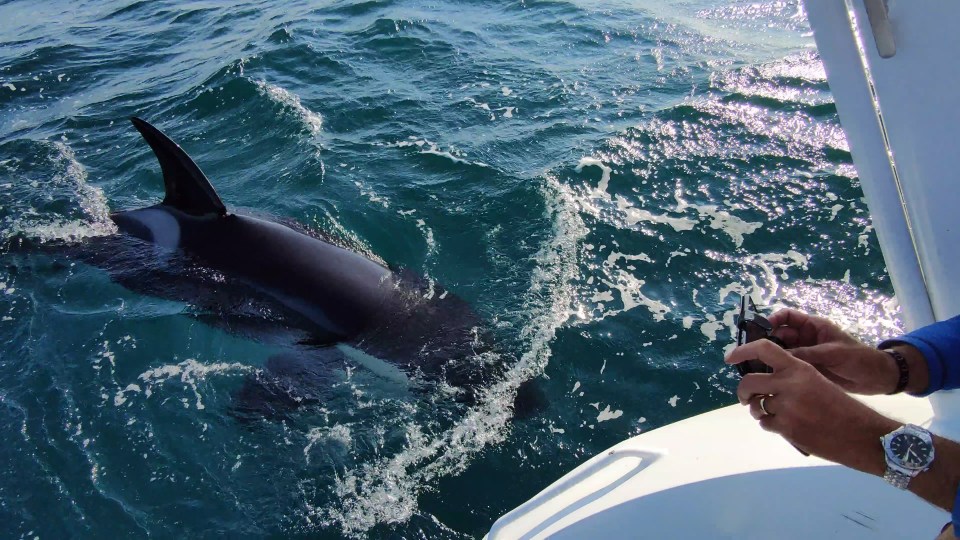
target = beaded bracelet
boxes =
[884,348,910,395]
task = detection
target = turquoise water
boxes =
[0,1,901,538]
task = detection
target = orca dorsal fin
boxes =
[131,117,227,217]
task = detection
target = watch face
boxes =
[890,432,933,469]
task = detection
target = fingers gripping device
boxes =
[733,295,787,376]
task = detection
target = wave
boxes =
[711,52,829,106]
[309,172,586,536]
[0,140,116,246]
[253,79,323,138]
[325,0,399,17]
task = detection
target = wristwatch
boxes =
[881,424,935,489]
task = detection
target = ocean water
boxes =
[0,0,902,538]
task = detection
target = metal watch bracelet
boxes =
[883,469,912,490]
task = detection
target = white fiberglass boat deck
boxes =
[488,395,938,539]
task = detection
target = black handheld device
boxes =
[733,295,784,376]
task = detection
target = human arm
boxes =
[766,308,930,395]
[880,314,960,396]
[726,340,960,513]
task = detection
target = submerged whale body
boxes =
[79,117,533,415]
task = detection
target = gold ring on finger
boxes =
[759,395,773,416]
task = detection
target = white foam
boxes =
[353,180,390,209]
[858,224,873,254]
[133,359,255,411]
[692,204,761,247]
[464,97,491,111]
[386,138,488,168]
[590,291,614,303]
[4,142,117,243]
[581,246,671,324]
[604,273,670,322]
[666,250,687,266]
[700,314,724,342]
[605,251,652,266]
[718,282,745,304]
[751,250,810,301]
[304,424,352,464]
[618,196,697,231]
[414,218,437,260]
[575,157,612,194]
[254,79,323,136]
[113,384,141,407]
[596,405,623,423]
[421,146,473,166]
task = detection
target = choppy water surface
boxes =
[0,1,900,538]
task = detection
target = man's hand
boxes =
[725,339,897,473]
[767,308,929,395]
[767,308,860,349]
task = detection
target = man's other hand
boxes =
[767,308,859,348]
[725,339,897,473]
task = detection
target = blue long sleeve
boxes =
[955,490,960,539]
[880,314,960,396]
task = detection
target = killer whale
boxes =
[116,117,396,341]
[94,117,529,412]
